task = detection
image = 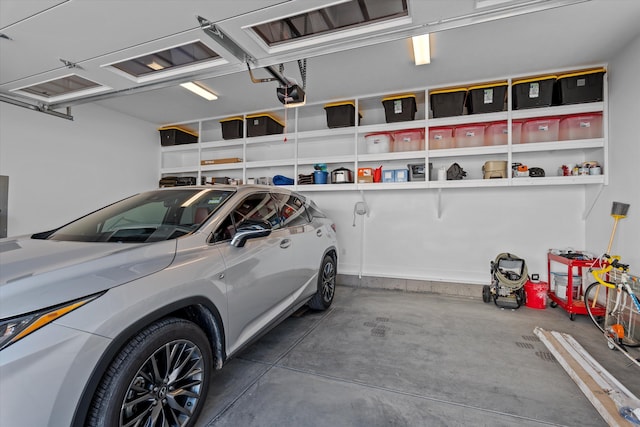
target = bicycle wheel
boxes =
[584,282,607,334]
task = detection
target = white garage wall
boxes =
[306,185,584,285]
[586,34,640,269]
[0,102,159,236]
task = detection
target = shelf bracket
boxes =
[582,184,604,220]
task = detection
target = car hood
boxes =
[0,236,177,318]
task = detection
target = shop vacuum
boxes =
[483,253,529,309]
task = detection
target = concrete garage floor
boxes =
[195,286,640,427]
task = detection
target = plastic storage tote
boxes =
[521,117,560,143]
[392,129,424,152]
[466,82,507,114]
[324,101,361,128]
[158,126,198,146]
[454,123,485,148]
[364,132,392,153]
[559,113,603,140]
[430,87,467,118]
[428,127,454,150]
[220,116,243,140]
[555,68,605,105]
[394,169,409,182]
[246,113,284,137]
[485,121,522,145]
[382,94,417,123]
[512,75,557,109]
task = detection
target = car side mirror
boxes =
[230,219,272,247]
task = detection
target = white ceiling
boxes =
[1,0,639,126]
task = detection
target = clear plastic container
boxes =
[392,129,424,152]
[485,121,523,145]
[559,113,603,140]
[521,117,560,143]
[365,132,392,154]
[454,124,485,148]
[428,127,454,150]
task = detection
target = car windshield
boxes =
[43,188,234,243]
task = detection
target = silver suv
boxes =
[0,185,338,427]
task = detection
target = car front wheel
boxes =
[87,317,212,427]
[308,254,336,310]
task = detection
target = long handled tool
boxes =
[607,201,630,254]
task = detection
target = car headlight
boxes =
[0,293,102,351]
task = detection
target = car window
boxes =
[211,192,281,244]
[272,193,310,227]
[232,193,281,230]
[45,189,234,243]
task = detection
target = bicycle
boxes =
[584,255,640,352]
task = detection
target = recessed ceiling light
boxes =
[18,75,101,98]
[111,41,220,77]
[251,0,408,46]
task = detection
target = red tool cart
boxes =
[547,251,605,320]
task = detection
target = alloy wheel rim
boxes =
[322,260,336,303]
[120,339,205,427]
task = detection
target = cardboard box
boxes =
[200,157,243,165]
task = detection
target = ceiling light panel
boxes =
[110,41,221,78]
[16,75,101,98]
[251,0,408,46]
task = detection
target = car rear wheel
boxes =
[308,254,336,310]
[87,318,212,427]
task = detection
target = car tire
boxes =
[87,317,212,427]
[308,254,336,310]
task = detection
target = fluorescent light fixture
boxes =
[180,82,218,100]
[412,34,431,65]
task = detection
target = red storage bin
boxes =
[454,124,485,148]
[559,113,603,140]
[393,129,424,152]
[521,117,560,143]
[429,127,454,150]
[485,121,523,145]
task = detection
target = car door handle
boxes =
[316,229,323,237]
[280,239,291,249]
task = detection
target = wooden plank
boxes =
[534,327,632,427]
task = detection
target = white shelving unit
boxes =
[160,66,608,192]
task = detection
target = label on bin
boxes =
[483,88,494,104]
[466,131,475,137]
[538,125,549,131]
[529,82,540,98]
[580,121,591,128]
[394,100,403,114]
[577,78,586,87]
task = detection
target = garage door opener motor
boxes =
[483,253,528,309]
